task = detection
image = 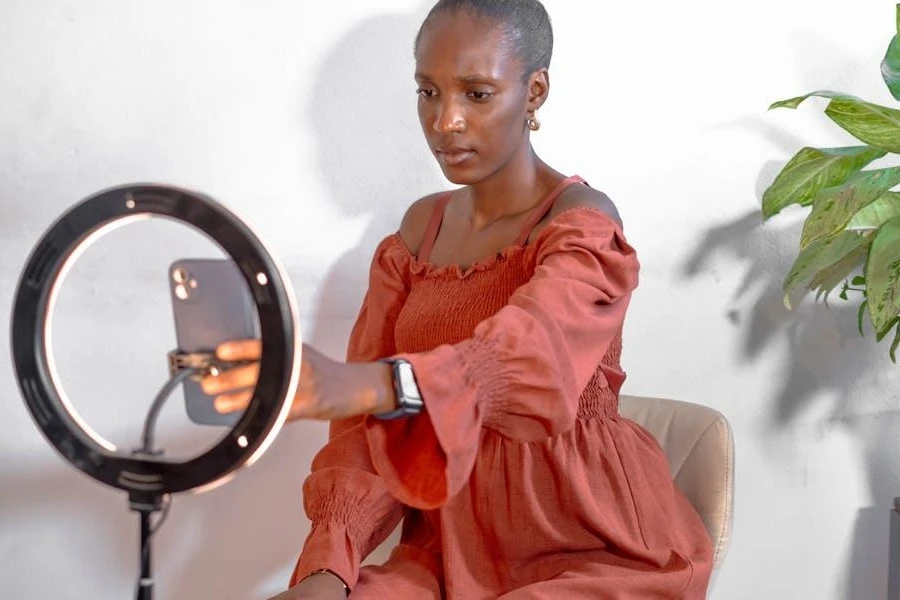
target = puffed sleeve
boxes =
[364,207,640,510]
[290,235,410,589]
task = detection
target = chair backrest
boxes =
[618,395,734,582]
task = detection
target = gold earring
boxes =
[527,114,541,131]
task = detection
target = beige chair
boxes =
[618,395,734,592]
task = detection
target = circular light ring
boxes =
[10,183,300,496]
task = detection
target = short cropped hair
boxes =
[415,0,554,77]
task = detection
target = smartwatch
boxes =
[375,358,424,420]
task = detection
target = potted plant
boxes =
[763,4,900,360]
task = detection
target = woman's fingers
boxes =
[201,362,260,395]
[214,390,253,414]
[216,339,262,361]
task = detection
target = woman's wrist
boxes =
[361,360,397,415]
[301,569,350,597]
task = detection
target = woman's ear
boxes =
[526,68,550,112]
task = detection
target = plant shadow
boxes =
[682,147,900,600]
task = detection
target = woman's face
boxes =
[414,11,539,185]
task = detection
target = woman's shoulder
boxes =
[397,190,450,256]
[529,182,623,244]
[549,183,622,226]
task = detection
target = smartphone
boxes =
[167,258,260,427]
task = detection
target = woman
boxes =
[206,1,714,598]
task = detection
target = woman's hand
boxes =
[201,340,397,421]
[267,573,349,599]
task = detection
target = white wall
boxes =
[1,0,897,598]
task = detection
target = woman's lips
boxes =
[435,148,475,167]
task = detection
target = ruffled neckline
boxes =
[384,205,622,281]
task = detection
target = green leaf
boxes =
[882,5,900,101]
[762,146,886,218]
[882,35,900,101]
[783,230,869,308]
[778,90,900,154]
[859,299,869,335]
[825,97,900,153]
[809,239,869,303]
[878,317,900,342]
[852,275,867,285]
[847,191,900,231]
[800,167,900,248]
[769,90,856,110]
[891,323,900,362]
[865,215,900,334]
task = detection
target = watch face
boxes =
[373,359,423,420]
[396,361,422,400]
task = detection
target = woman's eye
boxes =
[416,88,436,98]
[468,91,493,101]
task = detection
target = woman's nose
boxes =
[433,99,466,133]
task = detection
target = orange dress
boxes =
[290,176,714,599]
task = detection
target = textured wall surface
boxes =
[1,1,898,598]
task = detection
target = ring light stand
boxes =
[9,184,301,599]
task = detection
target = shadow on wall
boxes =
[0,428,316,600]
[296,0,444,573]
[303,1,443,362]
[1,5,444,600]
[162,2,445,596]
[682,117,900,600]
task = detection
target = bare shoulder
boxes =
[398,191,448,255]
[548,183,623,227]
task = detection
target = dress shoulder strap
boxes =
[416,191,453,262]
[513,175,587,246]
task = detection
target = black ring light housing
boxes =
[10,183,300,498]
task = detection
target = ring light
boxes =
[9,183,301,598]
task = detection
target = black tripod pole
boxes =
[128,368,186,600]
[137,506,153,600]
[130,493,165,600]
